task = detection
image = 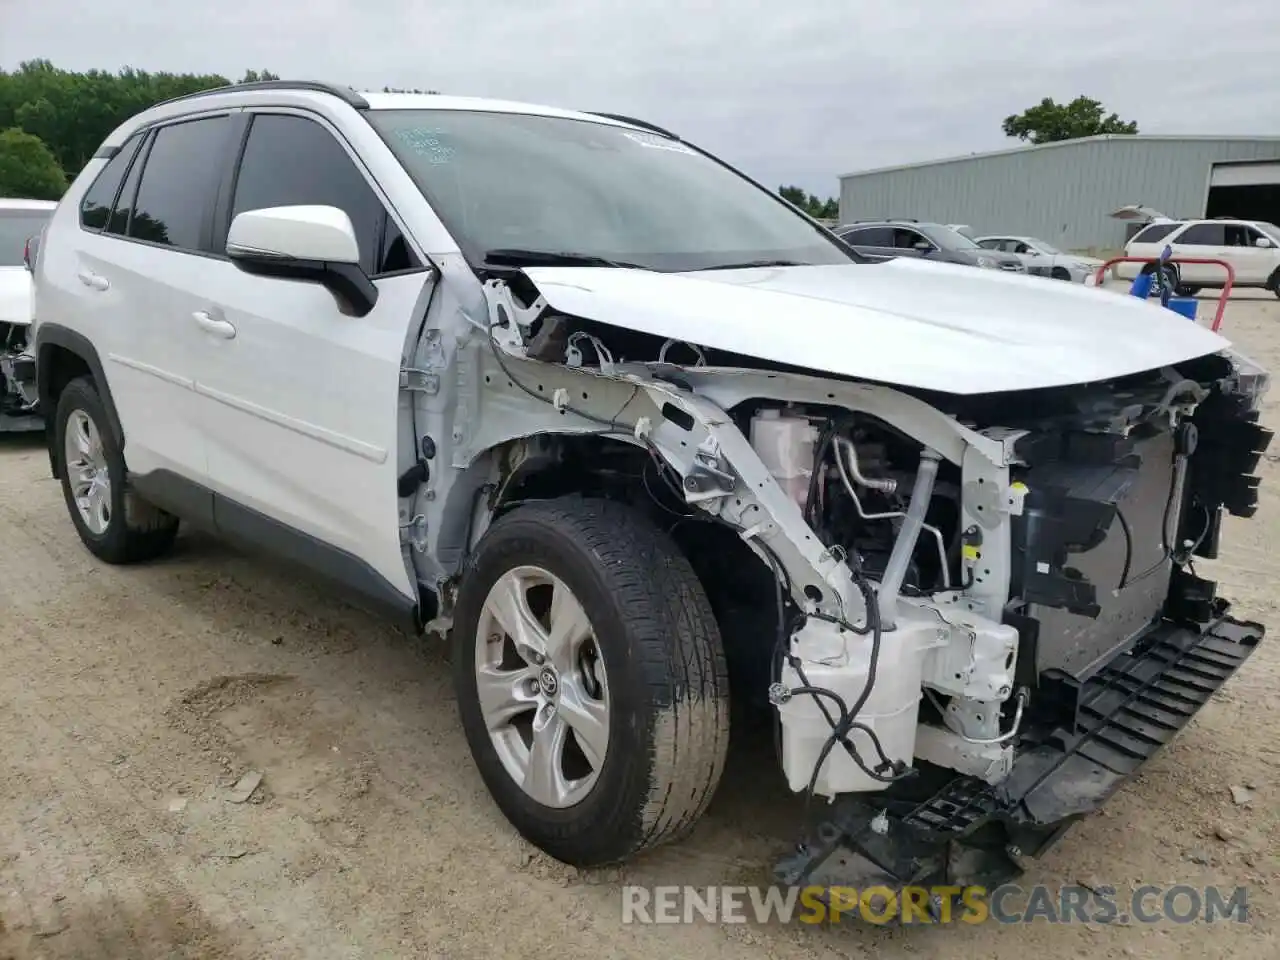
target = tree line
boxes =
[1,60,1139,210]
[0,61,288,198]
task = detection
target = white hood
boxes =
[0,267,33,328]
[522,258,1231,394]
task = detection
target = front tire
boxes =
[452,495,730,866]
[54,376,179,563]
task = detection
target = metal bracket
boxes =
[400,368,440,394]
[400,514,428,552]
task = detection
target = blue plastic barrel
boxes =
[1166,297,1198,321]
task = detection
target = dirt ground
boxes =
[1,292,1277,960]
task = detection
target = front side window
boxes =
[368,109,857,272]
[129,115,232,251]
[840,226,892,246]
[891,228,931,250]
[230,113,419,276]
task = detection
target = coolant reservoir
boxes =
[750,409,817,508]
[776,617,942,796]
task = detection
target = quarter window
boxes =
[129,115,232,251]
[229,113,419,276]
[106,133,152,237]
[79,133,144,232]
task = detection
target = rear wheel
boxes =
[452,495,729,866]
[54,376,179,563]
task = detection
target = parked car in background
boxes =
[1115,218,1280,298]
[834,219,1026,273]
[0,198,56,431]
[975,235,1104,283]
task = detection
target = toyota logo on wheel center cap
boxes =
[538,667,559,698]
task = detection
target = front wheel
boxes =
[452,495,730,866]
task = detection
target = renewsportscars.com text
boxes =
[621,883,1250,925]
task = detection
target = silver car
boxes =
[975,235,1104,283]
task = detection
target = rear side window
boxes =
[229,113,420,276]
[129,115,232,252]
[79,133,145,231]
[1129,222,1178,245]
[842,226,892,246]
[1175,223,1224,246]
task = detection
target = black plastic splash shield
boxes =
[775,613,1263,892]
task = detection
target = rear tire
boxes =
[452,495,730,866]
[54,376,179,564]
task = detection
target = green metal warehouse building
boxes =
[837,135,1280,252]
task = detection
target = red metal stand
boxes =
[1092,256,1235,333]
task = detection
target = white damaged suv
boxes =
[29,81,1273,896]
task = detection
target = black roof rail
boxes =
[588,112,679,139]
[151,79,370,111]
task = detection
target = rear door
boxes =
[194,109,434,605]
[65,114,237,489]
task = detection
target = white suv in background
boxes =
[1117,217,1280,297]
[1,198,56,431]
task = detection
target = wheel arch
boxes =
[435,431,653,579]
[35,324,125,471]
[433,432,774,674]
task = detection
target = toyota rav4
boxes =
[25,81,1273,900]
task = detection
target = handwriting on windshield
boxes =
[394,128,456,164]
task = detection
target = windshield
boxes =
[0,211,50,267]
[919,222,981,250]
[1255,222,1280,243]
[368,109,858,272]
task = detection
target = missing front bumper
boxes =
[775,613,1263,892]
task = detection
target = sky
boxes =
[4,0,1279,197]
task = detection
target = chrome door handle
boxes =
[192,310,237,339]
[77,270,110,291]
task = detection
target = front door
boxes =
[194,110,435,605]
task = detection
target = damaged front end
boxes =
[0,321,42,432]
[469,272,1271,897]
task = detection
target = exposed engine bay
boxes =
[436,273,1273,893]
[0,321,41,432]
